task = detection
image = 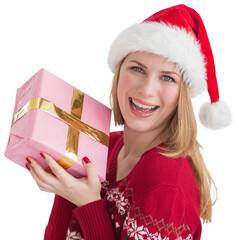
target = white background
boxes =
[0,0,238,239]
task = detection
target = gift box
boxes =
[5,68,111,182]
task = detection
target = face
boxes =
[117,51,181,133]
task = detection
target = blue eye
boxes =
[162,75,174,82]
[131,66,144,73]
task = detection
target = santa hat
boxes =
[108,4,232,129]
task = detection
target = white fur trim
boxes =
[108,22,207,97]
[199,101,232,129]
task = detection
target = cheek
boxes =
[159,85,180,107]
[117,73,136,98]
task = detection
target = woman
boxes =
[26,4,231,240]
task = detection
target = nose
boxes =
[137,74,157,97]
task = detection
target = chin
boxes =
[125,120,158,133]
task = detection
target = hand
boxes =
[26,153,102,207]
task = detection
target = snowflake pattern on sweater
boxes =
[105,181,192,239]
[106,187,130,215]
[123,215,193,240]
[66,180,194,239]
[66,229,84,240]
[66,232,83,240]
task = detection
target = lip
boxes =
[131,97,158,107]
[129,98,159,118]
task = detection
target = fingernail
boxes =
[83,156,91,164]
[26,164,30,171]
[26,157,31,164]
[40,152,45,159]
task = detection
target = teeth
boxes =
[132,99,157,109]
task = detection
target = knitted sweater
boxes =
[44,131,201,240]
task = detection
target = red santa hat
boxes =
[108,4,232,129]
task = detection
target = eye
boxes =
[161,75,175,82]
[131,66,144,74]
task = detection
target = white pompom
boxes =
[199,101,232,129]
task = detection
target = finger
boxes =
[41,152,72,183]
[26,163,54,193]
[27,156,57,186]
[82,157,99,184]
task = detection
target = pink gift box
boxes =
[5,68,111,182]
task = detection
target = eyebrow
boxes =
[129,60,148,69]
[130,60,180,77]
[160,71,181,77]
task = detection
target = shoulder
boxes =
[133,148,188,187]
[131,148,199,198]
[129,150,201,235]
[104,145,201,237]
[108,131,123,157]
[105,131,123,177]
[109,131,123,148]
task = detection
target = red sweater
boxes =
[44,131,201,240]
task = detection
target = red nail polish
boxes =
[26,157,31,164]
[83,157,91,164]
[26,164,30,171]
[40,153,45,159]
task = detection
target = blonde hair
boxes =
[110,61,217,223]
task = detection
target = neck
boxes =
[122,124,164,159]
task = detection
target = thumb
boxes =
[82,157,99,183]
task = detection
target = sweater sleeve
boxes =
[73,199,117,239]
[44,195,75,240]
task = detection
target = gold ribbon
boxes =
[12,87,109,173]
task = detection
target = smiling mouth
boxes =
[129,97,160,113]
